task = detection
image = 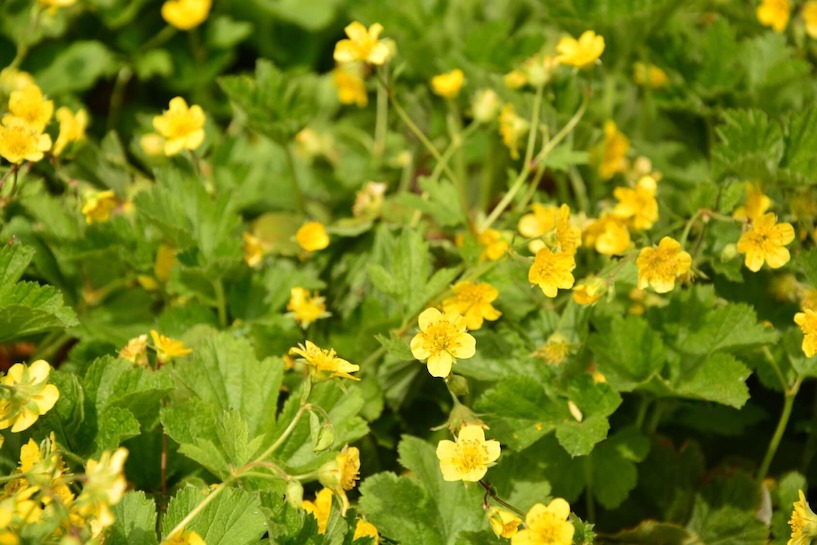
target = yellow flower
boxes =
[511,498,574,545]
[583,214,631,255]
[4,84,53,133]
[802,288,817,311]
[287,287,329,328]
[633,62,669,88]
[82,190,117,224]
[161,0,211,30]
[795,309,817,358]
[0,68,35,96]
[319,445,360,491]
[410,308,476,378]
[504,69,529,89]
[52,106,88,156]
[733,182,772,221]
[555,204,581,254]
[804,1,817,38]
[150,330,193,362]
[289,341,359,382]
[334,21,392,65]
[152,97,206,156]
[528,246,576,298]
[472,89,500,123]
[789,490,817,545]
[0,360,60,433]
[519,203,558,239]
[354,519,380,544]
[637,237,692,294]
[333,66,369,107]
[477,228,509,261]
[37,0,77,8]
[499,104,529,160]
[555,30,605,68]
[302,488,334,534]
[757,0,790,32]
[488,506,522,539]
[76,448,128,537]
[598,120,630,180]
[613,175,659,231]
[242,231,267,268]
[165,529,207,545]
[573,277,606,305]
[442,281,502,331]
[296,221,330,252]
[533,333,571,365]
[11,434,72,502]
[436,424,501,482]
[0,116,52,164]
[737,213,795,272]
[119,334,149,366]
[431,69,465,99]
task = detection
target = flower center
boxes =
[425,322,456,352]
[454,439,488,474]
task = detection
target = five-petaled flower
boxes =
[0,360,60,433]
[334,21,392,65]
[296,221,330,252]
[636,237,692,294]
[442,281,502,331]
[528,246,576,297]
[788,489,817,545]
[431,69,465,99]
[289,341,360,382]
[736,213,795,272]
[150,330,193,362]
[511,498,575,545]
[436,424,500,482]
[794,309,817,358]
[756,0,791,32]
[152,97,206,156]
[4,84,53,132]
[555,30,605,68]
[0,116,52,164]
[410,308,476,378]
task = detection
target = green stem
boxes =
[756,376,802,487]
[214,279,227,328]
[478,480,527,519]
[634,395,650,430]
[568,166,590,213]
[762,346,788,392]
[679,209,704,248]
[523,84,545,168]
[0,164,19,193]
[374,78,388,159]
[255,404,310,463]
[285,146,305,215]
[161,480,232,543]
[107,66,133,133]
[32,331,71,363]
[139,25,177,53]
[9,5,43,70]
[645,400,664,434]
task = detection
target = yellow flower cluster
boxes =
[117,330,193,366]
[302,486,379,542]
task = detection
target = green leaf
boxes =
[589,315,665,391]
[591,427,650,509]
[676,302,777,356]
[93,406,141,455]
[108,491,159,545]
[781,107,817,185]
[606,521,703,545]
[713,109,783,182]
[35,41,116,94]
[686,495,768,545]
[394,177,465,228]
[161,486,267,545]
[206,16,253,49]
[670,353,751,409]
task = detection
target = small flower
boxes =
[0,116,52,164]
[296,221,330,252]
[517,54,560,87]
[82,190,118,224]
[597,120,630,180]
[532,333,571,365]
[637,237,692,294]
[334,21,392,65]
[488,506,522,539]
[499,104,529,160]
[353,181,387,218]
[242,232,267,268]
[333,66,369,107]
[287,287,330,328]
[519,203,558,239]
[757,0,790,32]
[76,448,129,537]
[794,309,817,358]
[410,308,476,378]
[150,330,193,362]
[289,341,359,381]
[354,519,380,544]
[53,106,88,156]
[789,490,817,545]
[555,204,581,254]
[477,228,510,261]
[573,278,606,305]
[161,0,212,30]
[504,70,529,89]
[3,84,53,132]
[736,213,795,272]
[0,360,60,433]
[633,62,669,88]
[528,247,576,298]
[152,97,206,156]
[431,69,465,99]
[436,424,501,482]
[613,175,659,231]
[555,30,605,68]
[804,2,817,39]
[319,445,360,492]
[472,89,500,123]
[119,335,149,366]
[733,182,772,221]
[442,281,502,331]
[302,488,334,534]
[511,498,574,545]
[583,213,631,255]
[165,529,207,545]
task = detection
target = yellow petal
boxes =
[427,351,453,377]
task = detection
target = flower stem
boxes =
[523,84,544,168]
[255,403,311,463]
[479,480,527,519]
[374,78,388,159]
[756,376,802,487]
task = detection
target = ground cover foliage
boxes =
[2,0,817,543]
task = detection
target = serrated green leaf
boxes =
[677,303,777,356]
[374,332,414,361]
[35,40,116,94]
[359,472,442,545]
[670,353,750,409]
[589,315,664,391]
[713,109,783,182]
[781,107,817,185]
[94,406,141,455]
[162,486,266,545]
[476,377,559,450]
[108,491,159,545]
[0,244,34,285]
[591,427,650,509]
[606,520,703,545]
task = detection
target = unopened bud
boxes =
[285,480,304,508]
